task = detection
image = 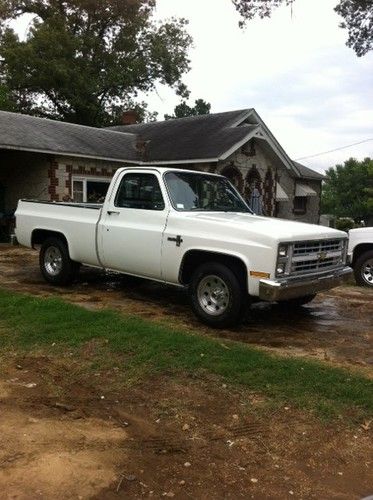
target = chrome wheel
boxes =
[44,246,63,276]
[362,258,373,286]
[197,274,230,316]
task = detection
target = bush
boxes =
[335,217,357,232]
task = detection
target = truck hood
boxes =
[187,212,348,242]
[348,227,373,251]
[349,227,373,237]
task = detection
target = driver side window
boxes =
[115,173,165,210]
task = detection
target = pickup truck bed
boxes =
[17,200,104,267]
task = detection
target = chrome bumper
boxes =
[259,266,353,302]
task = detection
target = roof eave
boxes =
[249,110,300,176]
[0,144,140,164]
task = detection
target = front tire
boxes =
[39,237,79,286]
[189,262,246,328]
[354,250,373,287]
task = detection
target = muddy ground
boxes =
[0,354,372,500]
[0,245,372,499]
[0,245,372,373]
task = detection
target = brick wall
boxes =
[0,149,321,224]
[0,151,126,209]
[53,156,125,201]
[276,174,321,224]
[186,141,321,224]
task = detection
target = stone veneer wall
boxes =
[189,143,277,217]
[275,171,321,224]
[217,146,277,216]
[178,142,321,224]
[0,148,321,224]
[50,156,126,201]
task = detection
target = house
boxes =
[0,108,324,233]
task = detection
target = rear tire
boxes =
[278,294,316,308]
[189,262,246,328]
[353,250,373,287]
[39,237,79,286]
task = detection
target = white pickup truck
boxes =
[15,167,352,327]
[348,227,373,287]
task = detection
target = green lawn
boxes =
[0,289,372,420]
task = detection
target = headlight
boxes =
[278,245,288,257]
[276,243,291,277]
[276,263,286,274]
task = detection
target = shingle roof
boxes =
[0,110,324,183]
[0,111,139,162]
[293,161,325,180]
[109,109,256,162]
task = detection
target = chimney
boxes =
[136,136,149,161]
[121,109,139,125]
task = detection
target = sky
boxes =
[11,0,373,173]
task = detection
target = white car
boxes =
[15,167,352,327]
[348,227,373,287]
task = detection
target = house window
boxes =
[72,180,84,202]
[293,196,307,215]
[72,177,111,203]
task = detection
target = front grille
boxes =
[290,239,345,275]
[293,239,342,256]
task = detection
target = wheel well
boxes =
[352,243,373,265]
[31,229,68,249]
[179,250,248,290]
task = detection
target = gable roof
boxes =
[110,108,304,177]
[0,111,139,163]
[0,109,323,182]
[109,109,257,163]
[293,161,325,180]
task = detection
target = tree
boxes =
[164,98,211,120]
[0,0,192,126]
[0,83,16,111]
[231,0,373,57]
[321,157,373,222]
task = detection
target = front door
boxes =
[99,170,169,279]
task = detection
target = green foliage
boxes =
[335,217,357,232]
[0,0,192,126]
[0,289,372,420]
[231,0,373,56]
[335,0,373,57]
[321,157,373,222]
[164,98,211,120]
[0,83,16,111]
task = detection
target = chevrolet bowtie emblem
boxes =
[318,251,327,261]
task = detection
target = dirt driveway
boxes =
[1,354,372,500]
[1,245,373,499]
[0,245,372,373]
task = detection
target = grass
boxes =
[0,288,372,420]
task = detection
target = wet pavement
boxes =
[1,245,372,374]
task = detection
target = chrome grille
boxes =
[291,239,345,275]
[293,239,343,256]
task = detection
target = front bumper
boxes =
[259,266,353,302]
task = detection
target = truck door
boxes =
[98,170,169,279]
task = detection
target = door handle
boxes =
[107,210,120,215]
[168,235,183,247]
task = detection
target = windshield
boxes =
[165,171,252,213]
